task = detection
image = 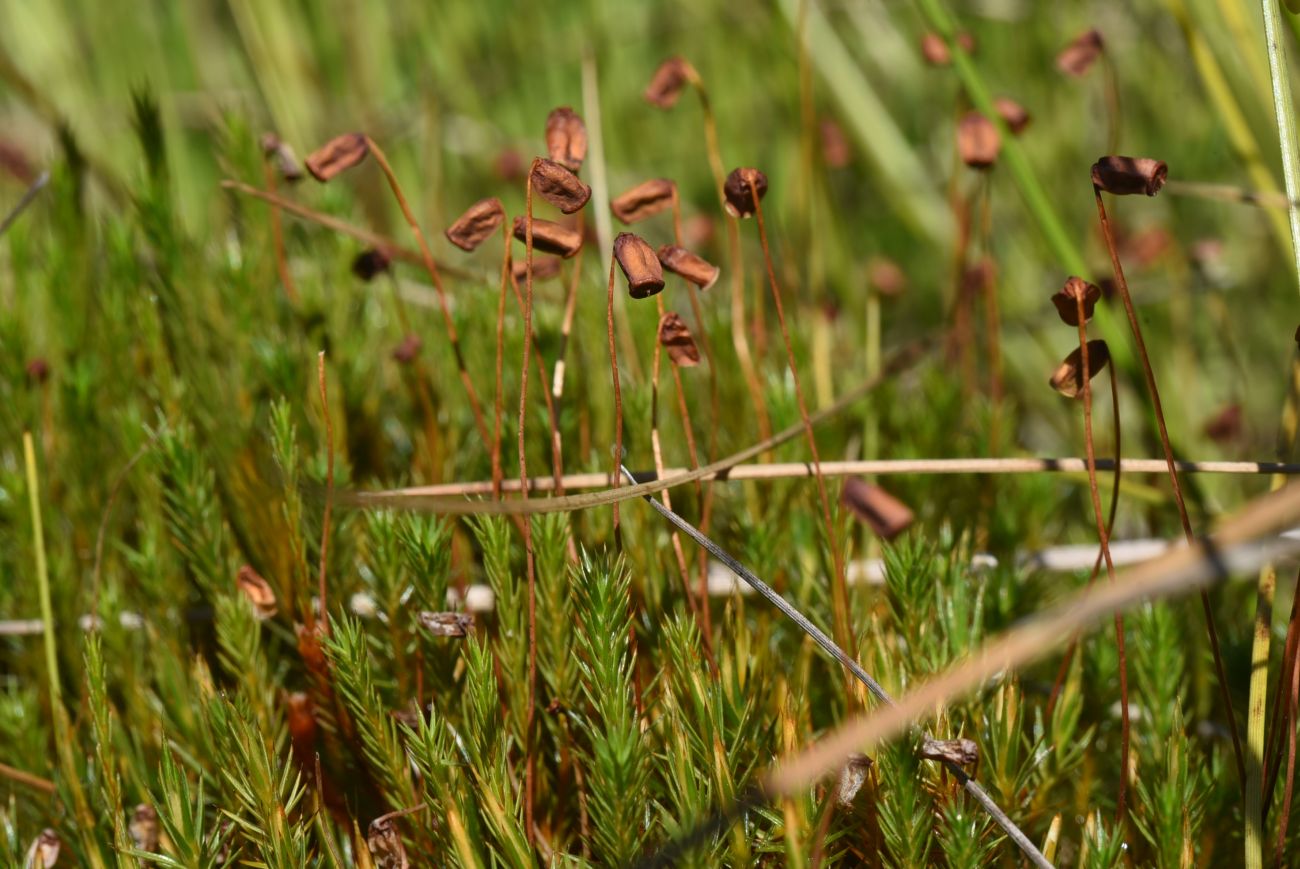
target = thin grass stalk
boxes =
[25,432,106,869]
[0,170,48,237]
[364,137,492,447]
[1074,295,1131,823]
[1094,186,1246,788]
[1266,571,1300,821]
[1101,53,1122,153]
[317,351,335,634]
[261,156,298,303]
[747,181,852,660]
[1252,15,1300,856]
[520,165,540,848]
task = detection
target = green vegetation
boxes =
[4,0,1300,865]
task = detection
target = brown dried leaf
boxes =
[614,233,665,299]
[957,111,1000,169]
[1050,276,1102,326]
[530,159,591,214]
[657,244,720,290]
[1050,340,1111,398]
[920,736,979,766]
[445,197,506,251]
[645,56,693,108]
[352,248,392,281]
[130,804,160,852]
[236,565,277,620]
[304,132,369,182]
[840,478,914,540]
[723,167,768,218]
[1091,156,1167,196]
[545,107,588,173]
[610,178,676,224]
[367,817,409,869]
[25,829,59,868]
[993,97,1031,135]
[1057,29,1104,77]
[512,216,584,258]
[512,255,563,283]
[418,611,474,637]
[658,313,701,367]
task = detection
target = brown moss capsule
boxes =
[513,216,584,258]
[1050,340,1110,398]
[25,829,60,868]
[645,56,693,108]
[130,804,160,853]
[545,106,588,173]
[957,111,1000,169]
[445,197,506,251]
[658,244,720,291]
[418,611,474,637]
[920,736,979,766]
[723,167,768,218]
[920,31,975,66]
[820,117,851,168]
[867,257,907,297]
[285,690,317,760]
[610,178,676,224]
[368,816,409,869]
[530,159,591,214]
[1204,403,1243,444]
[392,334,422,365]
[1051,276,1102,326]
[1057,29,1104,77]
[260,133,304,182]
[512,255,563,283]
[1092,156,1168,196]
[993,97,1031,135]
[658,312,701,367]
[25,358,49,384]
[841,478,914,540]
[835,754,873,806]
[236,565,277,620]
[352,248,392,281]
[304,132,369,182]
[614,232,665,299]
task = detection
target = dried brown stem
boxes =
[1046,362,1121,718]
[317,352,335,635]
[362,140,491,447]
[262,160,299,303]
[653,295,716,668]
[606,256,624,536]
[1095,186,1246,787]
[748,180,852,657]
[493,221,510,499]
[219,179,471,279]
[521,166,540,849]
[1276,642,1300,869]
[1074,295,1130,823]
